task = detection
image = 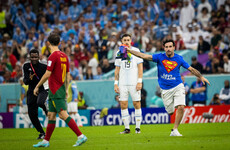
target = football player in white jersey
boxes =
[114,34,143,134]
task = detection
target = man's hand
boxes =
[136,83,142,91]
[126,46,131,52]
[34,87,39,96]
[114,84,119,94]
[74,98,79,102]
[30,72,35,80]
[200,76,210,85]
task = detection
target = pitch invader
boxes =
[114,33,143,134]
[126,39,210,136]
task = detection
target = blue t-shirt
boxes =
[190,81,207,102]
[152,53,190,90]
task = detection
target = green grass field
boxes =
[1,123,230,150]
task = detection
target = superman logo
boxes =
[162,60,178,73]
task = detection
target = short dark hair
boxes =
[29,49,39,55]
[163,39,175,46]
[48,32,60,46]
[121,33,131,40]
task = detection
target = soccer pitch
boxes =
[1,123,230,150]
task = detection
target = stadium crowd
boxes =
[0,0,229,84]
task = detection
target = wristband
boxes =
[114,80,118,85]
[137,78,142,83]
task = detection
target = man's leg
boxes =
[59,110,87,146]
[131,86,142,133]
[170,84,186,136]
[27,102,45,137]
[119,86,130,133]
[173,105,184,130]
[37,90,48,115]
[44,112,56,141]
[120,101,130,133]
[133,101,142,133]
[33,112,56,148]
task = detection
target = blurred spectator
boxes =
[78,91,88,109]
[84,67,94,80]
[190,77,207,106]
[0,5,7,31]
[88,51,98,76]
[209,93,222,105]
[139,28,149,51]
[197,35,210,54]
[101,58,113,73]
[153,19,168,40]
[24,5,36,29]
[70,61,80,80]
[223,55,230,73]
[212,57,223,73]
[222,27,230,45]
[179,0,195,32]
[174,32,186,50]
[219,80,230,104]
[11,40,21,60]
[10,0,25,17]
[204,52,214,74]
[59,6,71,24]
[190,56,204,74]
[148,0,159,24]
[12,27,26,46]
[94,66,103,80]
[210,28,222,50]
[11,8,27,32]
[197,0,212,17]
[141,83,147,108]
[111,95,120,109]
[181,75,190,106]
[197,7,211,29]
[183,23,197,50]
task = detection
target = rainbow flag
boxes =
[118,44,131,62]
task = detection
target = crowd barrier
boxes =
[1,105,229,129]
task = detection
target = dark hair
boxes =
[213,93,219,100]
[48,32,60,46]
[29,49,39,55]
[163,39,175,46]
[121,33,131,40]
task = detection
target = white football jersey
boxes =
[115,46,143,86]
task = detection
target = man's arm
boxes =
[22,64,30,85]
[127,48,153,61]
[187,66,210,85]
[114,66,120,94]
[136,63,143,91]
[34,70,51,96]
[190,86,206,93]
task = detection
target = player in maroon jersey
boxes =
[33,32,87,148]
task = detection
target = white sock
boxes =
[121,109,130,129]
[78,134,84,138]
[135,109,142,129]
[75,113,83,126]
[42,139,49,143]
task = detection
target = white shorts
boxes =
[67,102,78,112]
[161,83,185,114]
[19,105,28,114]
[119,85,141,101]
